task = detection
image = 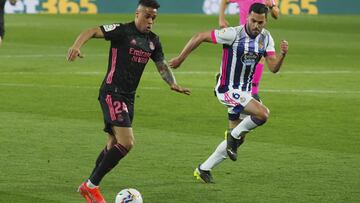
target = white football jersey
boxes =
[211,25,275,93]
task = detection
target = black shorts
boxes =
[98,92,134,135]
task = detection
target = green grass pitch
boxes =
[0,14,360,202]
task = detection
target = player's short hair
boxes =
[249,3,268,17]
[138,0,160,9]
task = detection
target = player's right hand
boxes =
[168,56,183,69]
[67,47,84,61]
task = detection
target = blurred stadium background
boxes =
[0,0,359,202]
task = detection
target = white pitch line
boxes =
[0,83,359,94]
[0,54,358,75]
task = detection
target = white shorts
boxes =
[216,89,253,115]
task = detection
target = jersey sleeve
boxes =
[211,27,237,45]
[265,33,276,57]
[150,37,165,63]
[100,23,124,41]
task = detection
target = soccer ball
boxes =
[202,0,238,15]
[115,188,143,203]
[202,0,221,15]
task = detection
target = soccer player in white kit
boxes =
[219,0,279,101]
[169,3,288,183]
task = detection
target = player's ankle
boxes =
[86,179,97,189]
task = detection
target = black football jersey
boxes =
[99,21,164,95]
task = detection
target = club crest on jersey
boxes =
[258,41,264,50]
[130,39,137,46]
[240,96,246,103]
[149,41,155,51]
[103,24,120,32]
[219,28,227,35]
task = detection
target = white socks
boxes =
[199,116,262,171]
[200,140,227,171]
[231,116,258,139]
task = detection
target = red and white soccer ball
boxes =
[115,188,143,203]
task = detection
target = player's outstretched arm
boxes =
[155,60,191,95]
[169,31,212,69]
[266,40,288,73]
[265,0,279,19]
[269,6,280,19]
[219,0,230,28]
[265,0,280,19]
[67,27,104,62]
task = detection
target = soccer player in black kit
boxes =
[0,0,16,46]
[67,0,190,202]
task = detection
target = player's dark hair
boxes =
[138,0,160,9]
[249,3,268,17]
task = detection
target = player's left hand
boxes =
[170,83,191,95]
[280,40,288,55]
[270,6,279,19]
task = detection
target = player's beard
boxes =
[252,28,260,36]
[245,24,260,38]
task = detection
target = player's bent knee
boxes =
[263,107,270,120]
[118,138,134,151]
[253,107,269,125]
[260,107,270,121]
[127,140,135,150]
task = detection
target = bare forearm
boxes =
[156,60,176,85]
[71,27,101,49]
[178,32,210,61]
[219,0,228,21]
[169,31,212,69]
[270,6,280,19]
[156,60,191,95]
[267,40,288,73]
[269,54,286,73]
[68,27,103,61]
